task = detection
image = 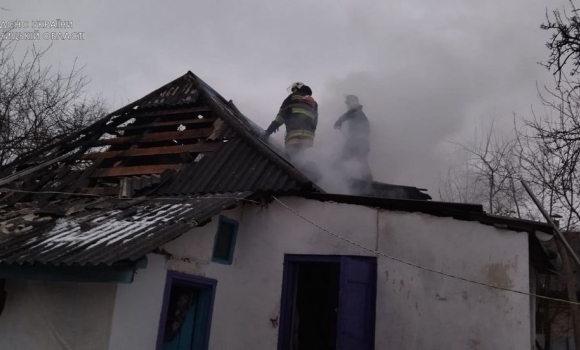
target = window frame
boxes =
[211,215,239,265]
[156,271,218,350]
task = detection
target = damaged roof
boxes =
[0,71,320,266]
[0,71,315,203]
[0,71,552,272]
[357,181,431,200]
[0,192,250,266]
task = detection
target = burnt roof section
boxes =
[356,181,432,200]
[0,192,250,266]
[0,71,316,203]
[0,71,442,269]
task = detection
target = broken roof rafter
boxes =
[0,75,226,201]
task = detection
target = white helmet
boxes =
[287,81,305,94]
[345,94,360,104]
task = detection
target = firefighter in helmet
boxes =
[261,82,318,161]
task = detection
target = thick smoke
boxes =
[17,0,564,198]
[231,0,560,197]
[291,133,368,195]
[314,67,478,193]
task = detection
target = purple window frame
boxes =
[156,270,218,350]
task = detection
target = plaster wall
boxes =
[111,197,531,350]
[108,254,167,350]
[0,280,116,350]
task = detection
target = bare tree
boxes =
[439,118,534,218]
[542,0,580,87]
[0,31,107,166]
[523,80,580,230]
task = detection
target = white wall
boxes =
[0,199,531,350]
[0,280,116,350]
[108,254,167,350]
[376,210,529,349]
[108,197,531,350]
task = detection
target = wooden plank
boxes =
[91,164,183,178]
[112,116,163,171]
[130,106,211,118]
[0,153,72,186]
[82,143,220,160]
[96,128,214,146]
[79,186,120,196]
[208,119,226,141]
[115,117,215,131]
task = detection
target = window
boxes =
[278,255,377,350]
[211,216,238,264]
[156,271,217,350]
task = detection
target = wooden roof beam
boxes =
[82,143,221,160]
[96,128,214,146]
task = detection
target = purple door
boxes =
[337,256,377,350]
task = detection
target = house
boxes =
[0,72,562,349]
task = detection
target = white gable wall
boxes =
[107,196,531,350]
[376,209,530,349]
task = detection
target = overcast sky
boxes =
[3,0,567,197]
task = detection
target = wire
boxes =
[0,187,261,204]
[272,196,580,306]
[0,188,104,197]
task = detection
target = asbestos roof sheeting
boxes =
[0,192,250,266]
[157,139,305,195]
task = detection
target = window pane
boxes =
[164,285,199,350]
[213,222,235,261]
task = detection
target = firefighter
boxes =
[334,94,372,188]
[261,82,318,161]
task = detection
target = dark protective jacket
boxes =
[336,104,370,156]
[265,90,318,143]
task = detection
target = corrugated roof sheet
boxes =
[158,139,305,195]
[0,192,250,266]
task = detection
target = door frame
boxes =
[277,254,377,350]
[156,271,218,350]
